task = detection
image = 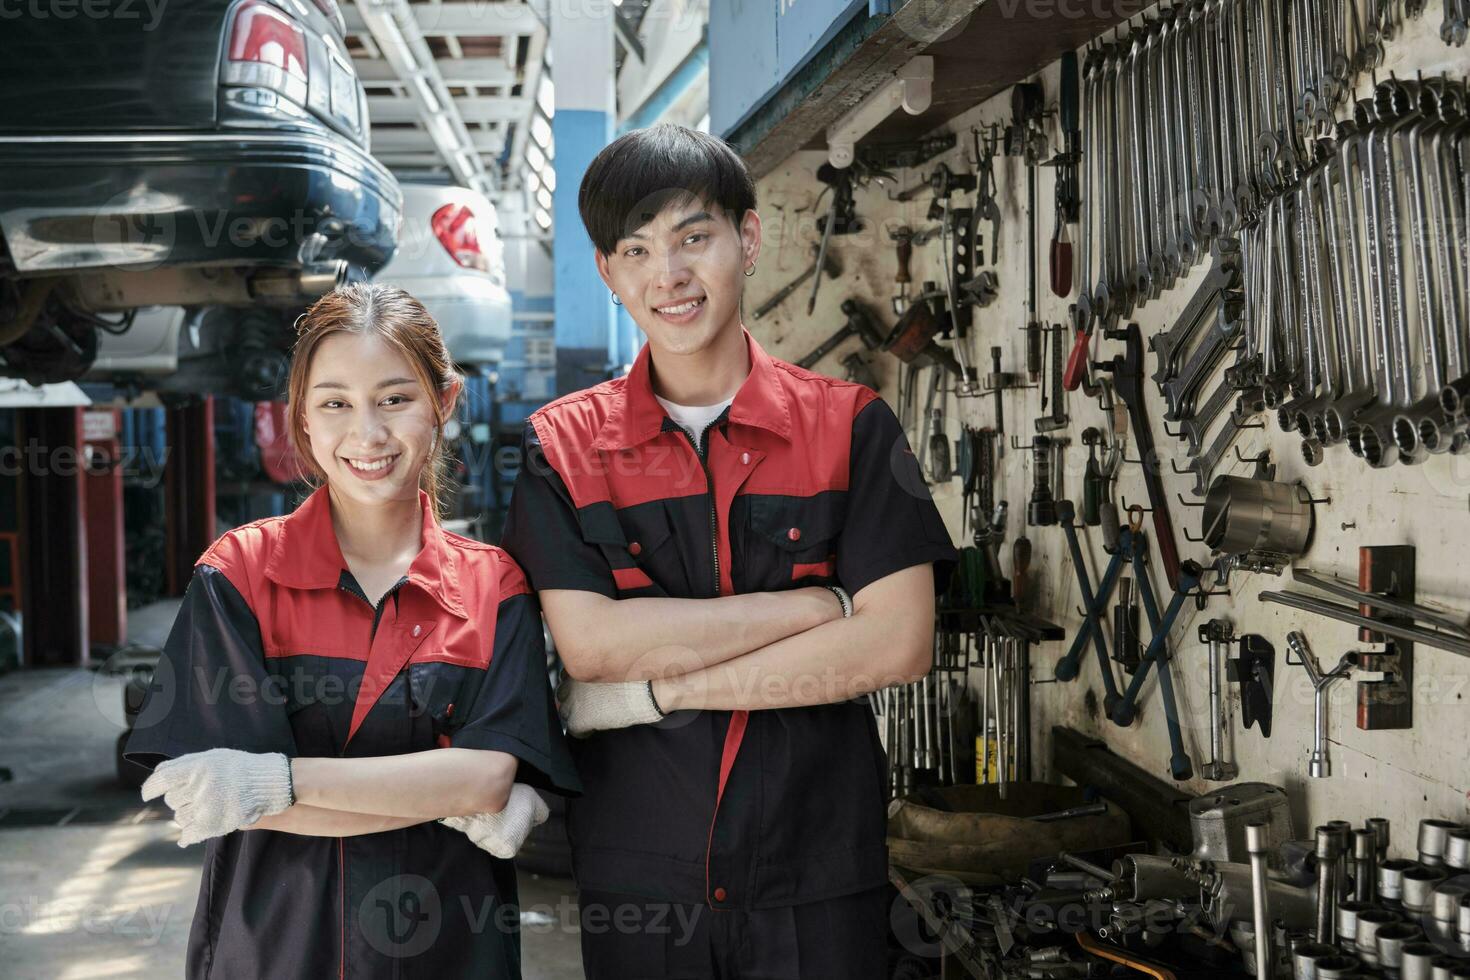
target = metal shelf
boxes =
[727,1,1146,178]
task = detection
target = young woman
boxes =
[125,283,580,979]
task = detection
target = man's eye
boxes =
[685,233,708,245]
[623,246,645,258]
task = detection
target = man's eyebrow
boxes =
[625,210,715,241]
[311,377,417,390]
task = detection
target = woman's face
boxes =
[301,330,448,508]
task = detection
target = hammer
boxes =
[796,299,886,370]
[752,245,843,321]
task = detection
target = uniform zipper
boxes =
[333,574,405,980]
[679,419,722,598]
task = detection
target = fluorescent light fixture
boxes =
[376,15,417,75]
[412,74,441,115]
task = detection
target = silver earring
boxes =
[611,293,623,306]
[743,265,756,277]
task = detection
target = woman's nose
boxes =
[349,409,391,444]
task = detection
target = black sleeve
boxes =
[499,422,618,597]
[122,564,297,772]
[837,396,959,599]
[449,591,582,797]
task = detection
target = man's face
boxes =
[595,198,761,358]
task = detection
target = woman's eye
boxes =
[322,399,346,409]
[382,394,411,407]
[685,233,708,246]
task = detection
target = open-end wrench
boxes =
[1162,298,1244,421]
[1351,84,1424,467]
[1182,379,1260,457]
[1149,240,1242,383]
[1125,25,1154,301]
[1183,393,1261,496]
[1324,118,1381,443]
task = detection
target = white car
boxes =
[373,182,512,367]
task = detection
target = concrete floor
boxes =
[0,661,586,979]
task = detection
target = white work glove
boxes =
[557,677,665,737]
[439,783,550,859]
[141,748,294,847]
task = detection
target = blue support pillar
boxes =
[551,6,617,396]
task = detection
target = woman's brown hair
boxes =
[286,283,462,514]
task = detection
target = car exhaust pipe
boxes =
[248,261,348,303]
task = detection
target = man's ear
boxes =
[593,249,615,292]
[739,209,762,271]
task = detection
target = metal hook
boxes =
[1168,456,1194,475]
[1191,584,1230,610]
[1295,480,1332,506]
[1162,418,1183,438]
[1183,525,1205,543]
[1010,435,1036,451]
[1232,445,1268,464]
[1120,495,1152,513]
[1176,492,1206,508]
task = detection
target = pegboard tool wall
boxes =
[743,12,1470,838]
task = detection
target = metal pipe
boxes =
[1261,591,1470,658]
[1317,826,1341,944]
[1249,822,1275,980]
[1355,829,1377,902]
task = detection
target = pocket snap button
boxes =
[412,624,422,637]
[787,527,801,541]
[740,452,750,465]
[629,541,642,556]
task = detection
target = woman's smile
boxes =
[341,452,401,481]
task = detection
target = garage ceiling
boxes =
[341,0,651,232]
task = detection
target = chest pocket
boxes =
[742,494,845,591]
[282,681,341,757]
[407,661,471,750]
[578,501,675,596]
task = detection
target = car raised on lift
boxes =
[0,0,401,390]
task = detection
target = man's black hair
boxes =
[577,123,757,256]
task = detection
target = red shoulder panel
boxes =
[194,516,287,610]
[529,380,626,509]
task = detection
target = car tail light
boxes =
[432,204,492,273]
[227,1,308,91]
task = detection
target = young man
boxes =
[500,123,957,978]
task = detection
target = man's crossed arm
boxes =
[540,564,936,732]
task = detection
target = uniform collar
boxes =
[592,325,793,452]
[263,485,469,619]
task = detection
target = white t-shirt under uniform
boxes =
[655,393,734,450]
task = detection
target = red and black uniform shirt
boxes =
[500,327,957,911]
[124,486,581,980]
